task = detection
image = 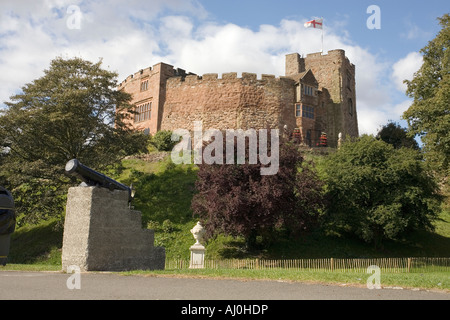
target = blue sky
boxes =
[0,0,448,135]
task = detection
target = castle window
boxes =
[302,105,314,119]
[303,85,314,96]
[348,98,353,116]
[140,78,149,91]
[347,71,352,90]
[295,104,301,117]
[134,102,151,123]
[296,104,314,119]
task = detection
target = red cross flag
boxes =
[304,18,323,29]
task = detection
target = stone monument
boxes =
[189,221,206,269]
[61,159,165,272]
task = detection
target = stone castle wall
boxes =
[160,73,296,132]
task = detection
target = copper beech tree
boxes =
[191,132,324,249]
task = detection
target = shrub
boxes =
[150,130,177,151]
[318,135,442,248]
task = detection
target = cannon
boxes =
[0,186,15,266]
[65,159,134,202]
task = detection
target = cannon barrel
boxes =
[65,159,133,201]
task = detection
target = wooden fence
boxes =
[165,257,450,273]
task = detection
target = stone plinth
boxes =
[189,243,205,269]
[62,186,165,272]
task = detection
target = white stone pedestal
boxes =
[189,221,206,269]
[189,243,205,269]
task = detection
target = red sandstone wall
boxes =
[160,73,296,132]
[118,63,175,134]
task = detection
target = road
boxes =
[0,270,448,301]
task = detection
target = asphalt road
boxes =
[0,270,448,301]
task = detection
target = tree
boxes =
[191,132,324,249]
[318,135,441,248]
[403,14,450,174]
[376,121,419,150]
[0,57,148,225]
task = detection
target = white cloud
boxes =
[0,1,411,137]
[357,107,389,136]
[392,51,423,92]
[392,100,412,119]
[357,99,413,135]
[0,0,204,104]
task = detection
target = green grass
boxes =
[2,152,449,291]
[8,218,63,265]
[124,268,450,291]
[435,209,450,239]
[0,264,61,272]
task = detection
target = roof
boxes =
[291,69,318,87]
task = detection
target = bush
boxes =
[162,219,175,233]
[150,130,177,151]
[318,135,442,248]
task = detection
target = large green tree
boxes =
[0,57,147,225]
[403,14,449,174]
[319,135,441,248]
[376,121,419,150]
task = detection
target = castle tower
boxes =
[117,62,183,135]
[286,50,358,147]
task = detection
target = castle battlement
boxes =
[118,63,196,87]
[167,72,294,86]
[305,49,354,69]
[118,66,154,86]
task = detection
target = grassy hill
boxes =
[7,151,450,265]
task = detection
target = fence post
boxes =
[330,258,334,272]
[407,258,412,273]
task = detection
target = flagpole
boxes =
[321,17,324,54]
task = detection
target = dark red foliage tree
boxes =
[191,131,324,249]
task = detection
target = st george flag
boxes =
[304,18,323,29]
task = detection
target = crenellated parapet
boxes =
[118,63,195,88]
[167,71,295,87]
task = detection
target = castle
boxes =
[118,49,358,148]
